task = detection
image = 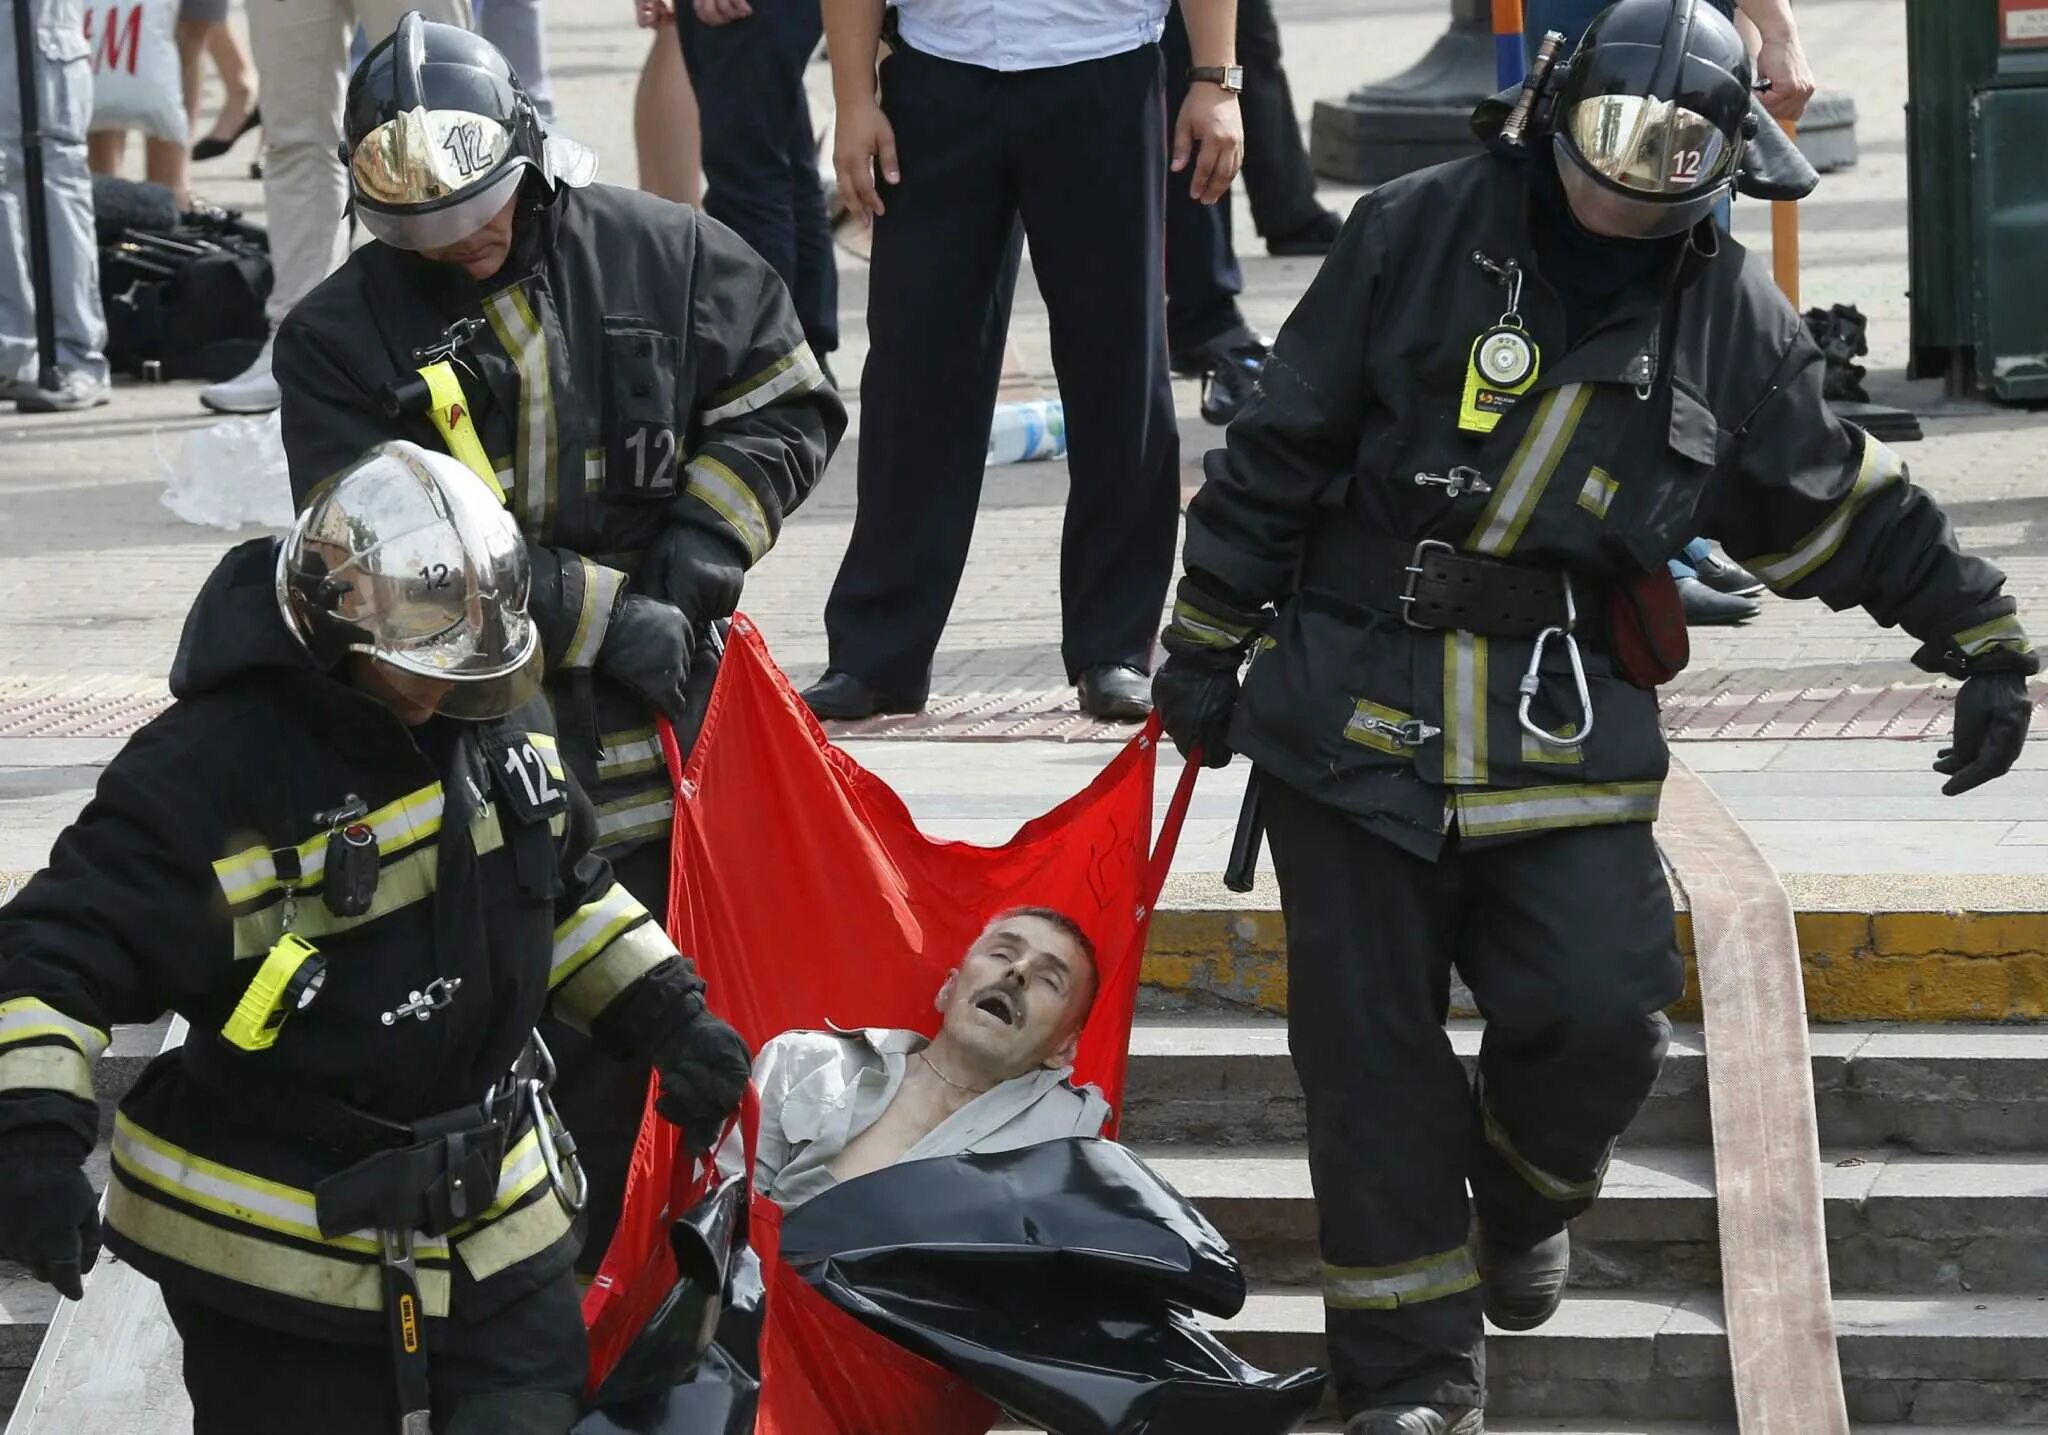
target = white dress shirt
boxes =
[891,0,1171,72]
[722,1027,1112,1208]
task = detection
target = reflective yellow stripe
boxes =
[212,784,445,908]
[1344,697,1419,759]
[681,453,772,563]
[0,1045,93,1099]
[1577,466,1618,519]
[1170,598,1252,649]
[1954,614,2034,661]
[1442,633,1488,785]
[456,1183,575,1282]
[232,842,440,958]
[1468,384,1592,557]
[1480,1078,1609,1203]
[561,559,628,669]
[1454,780,1662,838]
[1324,1243,1480,1310]
[111,1113,451,1259]
[484,286,559,537]
[551,884,653,990]
[702,343,826,426]
[107,1178,454,1317]
[1749,435,1905,591]
[419,361,503,497]
[553,920,674,1031]
[583,447,607,495]
[1521,720,1584,767]
[593,792,675,848]
[0,997,110,1058]
[596,728,664,782]
[526,731,565,781]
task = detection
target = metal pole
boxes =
[9,0,61,391]
[1771,120,1801,310]
[1492,0,1528,89]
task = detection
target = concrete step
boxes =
[0,1273,58,1415]
[1208,1290,2048,1425]
[91,1019,169,1139]
[1120,1017,2048,1154]
[1143,1145,2048,1295]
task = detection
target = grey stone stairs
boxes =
[6,1015,2046,1429]
[1113,1015,2048,1428]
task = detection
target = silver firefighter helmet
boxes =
[277,441,542,721]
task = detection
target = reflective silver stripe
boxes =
[561,559,628,669]
[1955,614,2033,660]
[595,793,675,846]
[1454,780,1662,838]
[111,1114,451,1259]
[1442,633,1488,785]
[551,884,653,988]
[701,343,826,426]
[456,1182,575,1282]
[483,286,558,535]
[231,842,440,958]
[681,453,773,563]
[1468,383,1592,557]
[1324,1244,1480,1310]
[1170,598,1251,649]
[106,1178,455,1317]
[597,730,664,781]
[1480,1081,1609,1203]
[213,784,446,907]
[583,448,606,495]
[527,731,565,781]
[1749,435,1905,591]
[554,920,675,1031]
[1521,720,1584,766]
[0,997,110,1058]
[1577,466,1618,519]
[0,1046,93,1099]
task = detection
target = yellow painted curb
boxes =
[1141,908,2048,1023]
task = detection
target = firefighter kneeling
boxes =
[0,444,749,1435]
[1154,3,2036,1431]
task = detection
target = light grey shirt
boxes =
[890,0,1169,73]
[724,1027,1112,1208]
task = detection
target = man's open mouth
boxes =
[972,988,1022,1028]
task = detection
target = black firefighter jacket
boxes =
[0,540,695,1342]
[274,179,846,858]
[1184,121,2032,859]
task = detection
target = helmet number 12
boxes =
[1670,148,1704,182]
[442,121,491,181]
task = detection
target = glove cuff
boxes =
[588,956,709,1067]
[1163,575,1268,659]
[1914,608,2039,680]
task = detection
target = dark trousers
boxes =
[822,43,1179,694]
[1237,0,1326,239]
[167,1271,586,1434]
[677,5,838,355]
[1163,5,1245,355]
[1261,777,1682,1414]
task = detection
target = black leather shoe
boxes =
[1266,207,1343,257]
[1170,324,1270,426]
[799,671,926,721]
[1077,664,1152,722]
[1345,1406,1482,1435]
[1479,1227,1570,1332]
[1692,548,1766,597]
[1677,575,1761,626]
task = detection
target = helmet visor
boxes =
[1555,141,1722,240]
[354,162,527,252]
[1562,93,1732,197]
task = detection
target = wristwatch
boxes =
[1188,65,1245,93]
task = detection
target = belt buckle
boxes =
[1401,539,1457,630]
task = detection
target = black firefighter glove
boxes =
[1934,672,2032,796]
[652,1001,752,1157]
[597,594,696,732]
[637,522,749,630]
[1154,576,1266,768]
[0,1142,100,1299]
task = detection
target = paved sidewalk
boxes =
[0,0,2039,884]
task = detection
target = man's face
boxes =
[934,914,1094,1080]
[347,654,454,726]
[419,196,520,281]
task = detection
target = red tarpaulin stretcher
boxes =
[582,616,1199,1433]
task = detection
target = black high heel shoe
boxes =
[193,104,260,162]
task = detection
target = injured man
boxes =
[732,907,1110,1207]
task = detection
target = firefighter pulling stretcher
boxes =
[0,445,749,1435]
[1153,2,2037,1430]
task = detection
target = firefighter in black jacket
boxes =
[273,14,845,1258]
[0,445,750,1435]
[1153,4,2036,1431]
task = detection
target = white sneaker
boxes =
[15,366,111,413]
[200,339,279,414]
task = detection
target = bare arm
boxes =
[825,0,898,220]
[1737,0,1814,121]
[1172,0,1245,203]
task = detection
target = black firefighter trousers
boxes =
[1261,776,1683,1414]
[821,41,1180,695]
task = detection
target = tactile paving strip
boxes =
[0,679,172,738]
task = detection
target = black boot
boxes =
[1677,575,1761,626]
[799,671,927,721]
[1479,1227,1570,1332]
[1077,664,1152,722]
[1170,324,1270,426]
[1345,1406,1482,1435]
[1692,547,1766,597]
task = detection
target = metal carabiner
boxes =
[525,1031,588,1214]
[1517,575,1595,750]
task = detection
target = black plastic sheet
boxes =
[778,1139,1325,1435]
